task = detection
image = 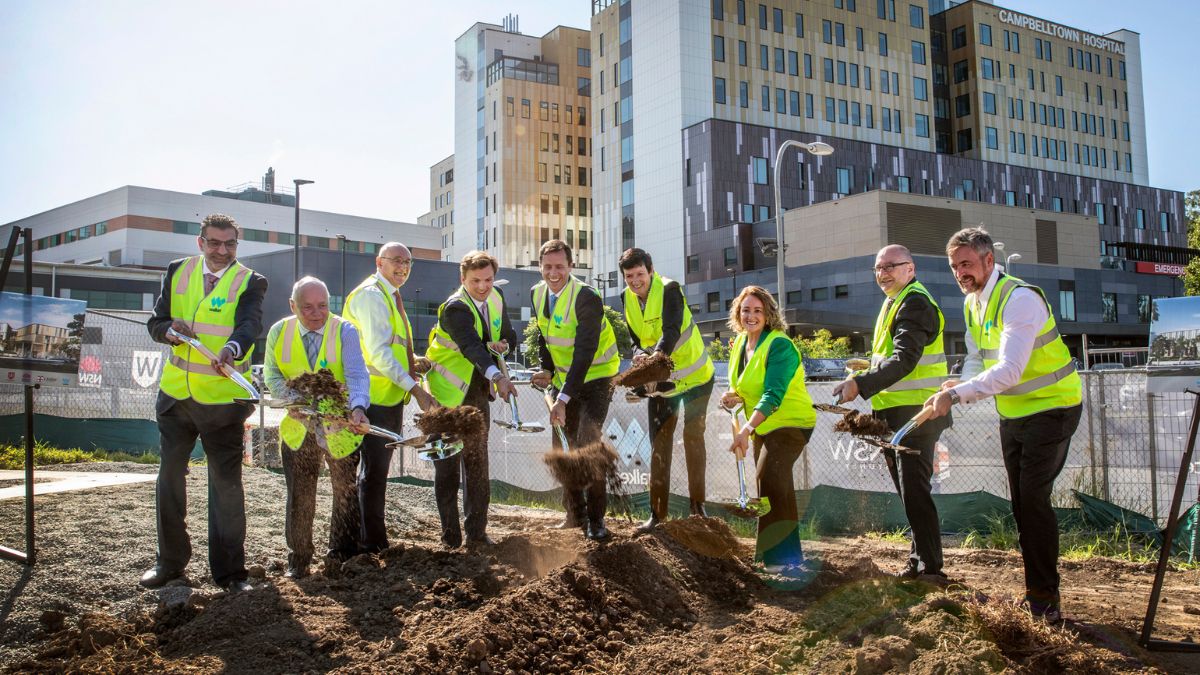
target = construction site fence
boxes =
[1,309,1196,530]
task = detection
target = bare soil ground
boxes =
[1,462,1199,674]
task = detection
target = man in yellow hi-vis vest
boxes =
[834,244,950,579]
[618,247,715,534]
[264,277,371,579]
[530,240,619,541]
[925,227,1082,624]
[343,242,436,554]
[144,214,267,593]
[425,251,519,549]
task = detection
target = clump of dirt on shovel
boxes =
[611,352,674,390]
[416,405,485,439]
[833,410,892,438]
[286,369,349,416]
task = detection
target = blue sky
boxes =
[0,1,1195,228]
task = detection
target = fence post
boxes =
[1147,391,1159,524]
[1098,371,1110,501]
[1083,372,1097,494]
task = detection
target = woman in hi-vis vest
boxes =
[722,286,816,575]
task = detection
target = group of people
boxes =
[139,213,1080,622]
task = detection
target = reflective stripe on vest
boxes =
[966,275,1082,419]
[532,277,620,388]
[273,316,362,458]
[868,280,949,409]
[622,273,714,396]
[342,276,413,406]
[158,256,255,404]
[729,330,816,435]
[426,288,505,407]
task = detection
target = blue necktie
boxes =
[302,331,320,369]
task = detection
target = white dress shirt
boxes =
[470,295,502,381]
[203,259,243,359]
[345,272,417,393]
[953,266,1049,404]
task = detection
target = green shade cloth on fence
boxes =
[0,413,162,454]
[1074,489,1200,558]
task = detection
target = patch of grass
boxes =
[0,441,159,469]
[963,513,1020,551]
[494,492,561,511]
[867,527,911,545]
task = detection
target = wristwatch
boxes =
[947,389,961,406]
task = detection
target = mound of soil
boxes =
[833,410,892,438]
[415,405,484,439]
[660,517,742,559]
[612,352,674,390]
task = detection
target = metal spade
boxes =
[718,404,771,519]
[166,327,260,402]
[813,393,856,415]
[491,357,545,433]
[535,383,571,452]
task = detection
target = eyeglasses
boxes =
[872,261,911,275]
[201,236,239,251]
[380,256,413,268]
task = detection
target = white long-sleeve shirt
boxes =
[953,266,1049,405]
[344,272,417,393]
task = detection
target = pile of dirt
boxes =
[659,517,742,559]
[611,352,674,390]
[833,410,892,438]
[285,369,349,417]
[415,405,484,439]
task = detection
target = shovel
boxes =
[167,327,260,402]
[863,406,935,461]
[285,404,463,459]
[491,356,545,433]
[535,383,571,452]
[813,393,855,415]
[718,404,771,519]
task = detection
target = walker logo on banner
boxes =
[1135,262,1186,277]
[132,351,163,388]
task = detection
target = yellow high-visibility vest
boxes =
[343,276,413,406]
[273,316,363,458]
[868,280,948,409]
[532,277,619,388]
[426,287,504,407]
[729,330,816,435]
[623,273,714,396]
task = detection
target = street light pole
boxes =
[593,274,609,308]
[336,234,347,309]
[293,178,314,282]
[1006,252,1022,275]
[772,140,835,322]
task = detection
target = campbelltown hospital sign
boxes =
[997,9,1126,56]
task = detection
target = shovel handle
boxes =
[912,405,936,427]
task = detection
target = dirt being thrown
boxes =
[612,352,674,390]
[416,405,485,439]
[286,369,349,416]
[833,410,892,438]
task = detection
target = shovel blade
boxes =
[418,441,464,462]
[516,422,546,433]
[719,496,771,519]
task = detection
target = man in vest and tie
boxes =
[263,277,371,578]
[924,227,1082,623]
[343,242,437,554]
[834,244,950,579]
[425,251,519,548]
[618,247,715,534]
[143,213,267,593]
[529,239,620,541]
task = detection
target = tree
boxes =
[793,328,852,358]
[1183,189,1200,295]
[61,312,85,361]
[706,337,730,362]
[520,305,634,369]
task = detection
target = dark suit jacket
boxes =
[148,256,268,412]
[854,278,950,435]
[623,279,685,357]
[537,281,603,400]
[441,288,519,400]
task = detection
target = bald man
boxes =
[343,242,436,553]
[834,244,951,578]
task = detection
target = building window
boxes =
[752,157,768,184]
[983,92,996,114]
[979,23,992,46]
[1102,293,1118,323]
[172,220,201,235]
[878,32,888,56]
[737,0,745,24]
[577,48,591,67]
[1138,294,1153,323]
[773,6,783,32]
[913,77,927,101]
[1004,191,1016,206]
[1059,290,1076,322]
[953,60,968,83]
[897,176,910,192]
[1051,197,1063,212]
[707,292,721,313]
[835,285,849,299]
[713,0,723,20]
[951,26,966,49]
[521,99,530,118]
[1160,212,1170,232]
[811,287,829,301]
[985,127,998,149]
[786,290,803,304]
[955,94,970,117]
[1095,203,1105,225]
[911,40,925,65]
[909,4,923,28]
[714,77,726,104]
[687,255,700,273]
[70,289,144,310]
[713,35,725,62]
[915,113,929,138]
[956,129,973,152]
[724,246,738,266]
[1136,208,1146,229]
[836,167,853,195]
[741,204,754,223]
[739,80,749,108]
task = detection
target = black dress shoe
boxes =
[138,566,183,589]
[283,566,309,579]
[690,500,708,518]
[634,515,661,535]
[221,579,254,593]
[586,521,612,541]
